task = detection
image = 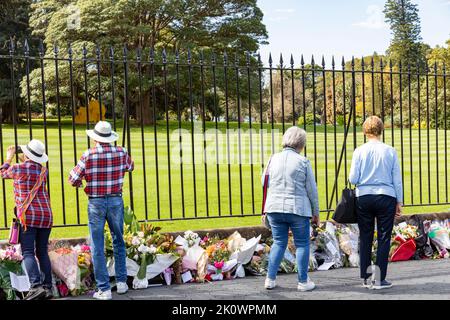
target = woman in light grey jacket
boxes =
[262,126,319,291]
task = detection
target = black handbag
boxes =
[332,183,357,224]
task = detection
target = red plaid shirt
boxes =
[69,143,134,196]
[1,160,53,228]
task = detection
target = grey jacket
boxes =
[262,147,319,217]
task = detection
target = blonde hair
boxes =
[363,116,384,137]
[282,126,307,150]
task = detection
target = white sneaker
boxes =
[264,278,277,290]
[116,282,129,295]
[93,289,112,300]
[298,279,316,292]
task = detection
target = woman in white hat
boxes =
[1,139,53,300]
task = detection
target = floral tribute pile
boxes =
[1,213,449,300]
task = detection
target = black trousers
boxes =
[356,194,396,282]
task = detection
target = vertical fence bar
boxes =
[322,56,329,210]
[110,47,117,135]
[137,48,149,219]
[389,60,394,146]
[123,45,134,211]
[434,62,439,203]
[301,55,307,156]
[332,56,338,205]
[162,49,173,219]
[380,58,385,142]
[175,50,186,218]
[0,53,6,224]
[408,64,414,204]
[311,56,318,182]
[82,45,91,148]
[361,57,366,143]
[188,49,198,217]
[246,52,255,214]
[444,63,448,202]
[53,44,66,225]
[235,54,244,215]
[95,44,103,120]
[39,40,51,195]
[341,57,347,181]
[212,53,221,216]
[280,54,285,133]
[351,57,357,150]
[223,52,231,215]
[268,54,275,154]
[417,61,423,204]
[258,54,264,171]
[290,55,296,126]
[24,39,33,139]
[8,38,19,162]
[68,44,80,224]
[425,62,431,203]
[149,49,160,218]
[371,56,376,116]
[200,51,209,217]
[399,61,405,202]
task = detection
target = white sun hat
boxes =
[86,121,118,143]
[20,139,48,164]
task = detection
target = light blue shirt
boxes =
[349,140,403,203]
[262,147,319,217]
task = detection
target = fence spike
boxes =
[223,51,228,66]
[257,52,262,66]
[38,39,44,56]
[290,54,294,67]
[311,55,315,66]
[82,43,88,58]
[162,48,167,64]
[149,47,154,63]
[200,49,204,65]
[341,56,345,69]
[389,59,393,69]
[187,48,192,64]
[399,60,402,71]
[95,43,101,58]
[361,56,365,69]
[211,51,216,66]
[443,63,446,75]
[246,51,251,66]
[380,57,384,69]
[68,43,73,57]
[331,55,335,68]
[279,53,283,67]
[351,56,355,68]
[123,44,128,60]
[300,54,304,66]
[9,37,15,55]
[109,46,114,60]
[24,38,29,55]
[434,60,438,72]
[175,49,180,64]
[53,42,59,55]
[321,55,325,68]
[234,52,239,66]
[371,55,374,69]
[136,47,142,62]
[268,52,272,66]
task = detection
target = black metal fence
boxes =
[0,39,449,230]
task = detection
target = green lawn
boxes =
[0,119,449,239]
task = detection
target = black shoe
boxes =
[44,288,54,300]
[24,286,47,300]
[372,280,393,290]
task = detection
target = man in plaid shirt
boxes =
[69,121,134,300]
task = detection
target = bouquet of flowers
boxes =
[0,246,23,300]
[426,220,450,258]
[337,224,360,267]
[205,240,236,280]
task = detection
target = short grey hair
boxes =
[282,126,307,150]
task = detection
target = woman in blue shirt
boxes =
[349,116,403,290]
[262,126,319,292]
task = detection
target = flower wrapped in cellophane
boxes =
[0,245,23,300]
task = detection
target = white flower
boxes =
[137,231,145,239]
[137,244,149,253]
[148,245,157,254]
[133,254,139,260]
[0,250,5,260]
[131,236,141,246]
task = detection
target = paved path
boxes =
[69,259,450,300]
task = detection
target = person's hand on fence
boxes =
[395,203,403,218]
[311,215,320,226]
[6,146,15,163]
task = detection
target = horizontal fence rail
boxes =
[0,39,449,230]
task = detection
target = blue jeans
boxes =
[88,196,127,291]
[267,213,310,283]
[19,226,52,289]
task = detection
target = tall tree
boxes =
[22,0,268,124]
[383,0,427,70]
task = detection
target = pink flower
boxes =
[57,283,69,297]
[80,245,91,253]
[214,260,224,270]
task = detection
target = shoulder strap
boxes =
[261,156,272,215]
[17,166,47,228]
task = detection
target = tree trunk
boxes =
[134,90,154,125]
